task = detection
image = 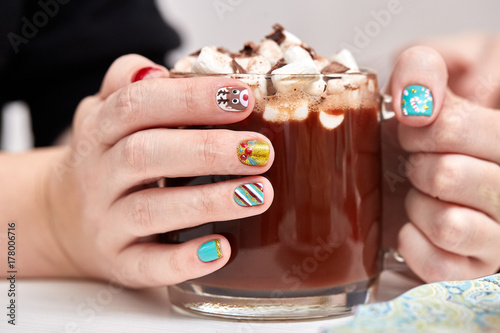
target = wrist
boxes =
[0,147,82,278]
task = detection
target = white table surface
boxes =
[0,271,421,333]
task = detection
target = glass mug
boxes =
[162,71,397,320]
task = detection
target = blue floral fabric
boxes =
[324,274,500,332]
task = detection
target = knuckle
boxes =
[193,186,217,218]
[433,208,467,251]
[123,133,148,173]
[167,248,186,283]
[431,99,467,148]
[136,253,157,283]
[179,80,197,111]
[198,131,221,170]
[428,156,461,199]
[424,260,452,283]
[114,84,144,124]
[130,193,154,231]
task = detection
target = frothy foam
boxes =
[174,25,379,128]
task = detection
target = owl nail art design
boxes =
[217,86,249,111]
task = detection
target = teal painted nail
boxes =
[234,183,264,207]
[197,239,222,263]
[402,84,433,116]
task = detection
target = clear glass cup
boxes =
[162,71,383,320]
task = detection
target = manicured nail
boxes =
[132,67,164,82]
[216,86,249,111]
[197,239,222,263]
[402,84,433,116]
[234,183,264,207]
[237,140,270,166]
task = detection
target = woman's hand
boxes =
[44,54,274,288]
[416,32,500,109]
[387,46,500,282]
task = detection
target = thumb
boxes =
[390,46,448,127]
[99,54,169,100]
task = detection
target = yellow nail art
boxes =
[237,140,270,166]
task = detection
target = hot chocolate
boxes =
[163,25,382,319]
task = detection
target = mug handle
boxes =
[380,93,411,272]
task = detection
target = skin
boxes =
[1,35,500,286]
[388,43,500,282]
[0,54,276,288]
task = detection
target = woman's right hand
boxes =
[44,54,274,288]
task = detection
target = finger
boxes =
[105,129,273,191]
[98,77,254,145]
[415,32,487,83]
[99,54,169,99]
[114,235,231,288]
[390,46,448,127]
[111,177,273,237]
[398,223,496,283]
[398,92,500,165]
[407,153,500,222]
[450,34,500,108]
[405,189,500,263]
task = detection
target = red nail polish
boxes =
[132,67,164,82]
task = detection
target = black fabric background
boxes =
[0,0,181,147]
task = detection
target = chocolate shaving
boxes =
[267,58,287,74]
[189,49,202,57]
[216,47,230,54]
[321,61,349,74]
[239,41,260,57]
[265,23,286,45]
[231,59,247,74]
[301,43,319,59]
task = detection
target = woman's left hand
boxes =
[387,46,500,282]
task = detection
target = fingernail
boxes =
[132,67,164,82]
[216,86,249,111]
[402,85,433,116]
[234,183,264,207]
[237,140,270,166]
[197,239,223,263]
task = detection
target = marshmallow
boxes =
[271,59,319,92]
[304,79,326,96]
[283,46,312,64]
[330,49,359,73]
[314,56,330,72]
[258,39,283,66]
[238,74,268,96]
[234,57,251,70]
[326,79,345,95]
[246,56,272,74]
[191,46,234,74]
[173,56,197,72]
[319,111,344,130]
[293,100,309,120]
[280,30,303,51]
[263,104,288,122]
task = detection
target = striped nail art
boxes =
[237,140,270,166]
[402,84,433,116]
[234,183,264,207]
